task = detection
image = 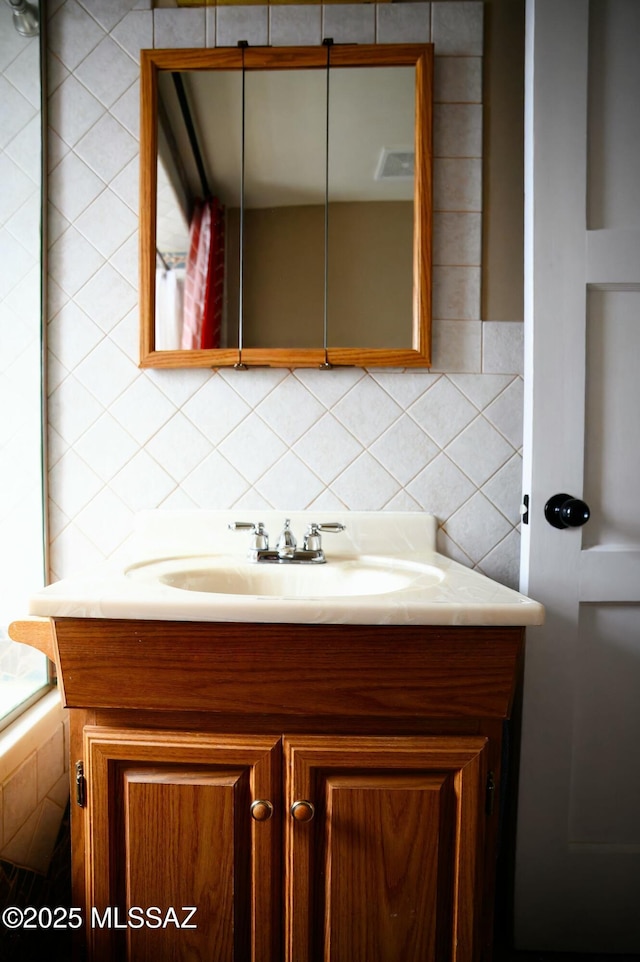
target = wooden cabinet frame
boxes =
[18,617,524,961]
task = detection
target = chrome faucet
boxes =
[229,519,345,564]
[275,518,297,559]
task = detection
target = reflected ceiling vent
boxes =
[375,148,414,181]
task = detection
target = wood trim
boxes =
[139,49,158,365]
[139,44,433,369]
[8,617,56,661]
[52,619,523,719]
[414,43,433,361]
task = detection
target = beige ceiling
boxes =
[158,64,415,210]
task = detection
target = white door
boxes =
[517,0,640,951]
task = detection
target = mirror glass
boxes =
[141,46,432,368]
[155,69,242,351]
[241,67,326,349]
[328,65,415,348]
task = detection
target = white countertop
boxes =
[28,511,544,627]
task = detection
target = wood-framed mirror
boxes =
[139,44,433,369]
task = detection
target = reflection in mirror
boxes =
[241,68,326,350]
[328,65,415,349]
[155,69,242,352]
[140,45,433,368]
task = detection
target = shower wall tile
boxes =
[485,376,524,449]
[0,711,70,875]
[269,5,322,46]
[153,8,206,48]
[5,117,40,184]
[430,320,481,373]
[205,7,216,46]
[321,4,376,44]
[434,55,482,104]
[434,103,483,158]
[432,265,481,321]
[47,129,69,173]
[48,0,104,72]
[0,76,37,148]
[45,0,526,589]
[256,377,326,445]
[75,114,138,183]
[74,35,138,108]
[445,491,512,564]
[446,416,514,488]
[49,75,104,150]
[49,227,103,297]
[7,39,42,109]
[48,152,103,221]
[408,376,476,448]
[293,414,363,485]
[449,372,513,410]
[433,211,481,266]
[0,155,33,223]
[482,321,525,376]
[109,449,176,511]
[376,3,430,44]
[110,233,139,288]
[370,415,439,487]
[431,1,484,56]
[332,377,403,447]
[434,157,482,212]
[110,10,153,60]
[74,189,137,259]
[216,5,269,46]
[479,527,521,592]
[77,0,143,35]
[111,80,141,137]
[256,451,326,509]
[330,452,400,511]
[482,453,524,528]
[2,756,37,845]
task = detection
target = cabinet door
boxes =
[284,735,489,962]
[83,727,281,962]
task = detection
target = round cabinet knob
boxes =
[290,800,315,822]
[544,493,591,529]
[250,799,274,822]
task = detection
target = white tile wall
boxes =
[0,713,69,873]
[46,0,525,590]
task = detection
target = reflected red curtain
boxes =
[181,198,225,350]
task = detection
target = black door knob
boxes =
[544,493,591,529]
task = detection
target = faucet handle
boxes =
[228,521,269,550]
[303,522,346,551]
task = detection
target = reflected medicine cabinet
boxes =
[139,44,433,369]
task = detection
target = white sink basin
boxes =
[126,555,444,599]
[26,510,545,626]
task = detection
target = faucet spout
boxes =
[275,519,297,559]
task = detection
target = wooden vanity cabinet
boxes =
[284,734,491,962]
[36,618,523,962]
[80,727,281,962]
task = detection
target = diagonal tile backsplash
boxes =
[46,0,525,589]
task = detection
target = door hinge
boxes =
[75,760,86,808]
[520,494,530,525]
[485,770,496,816]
